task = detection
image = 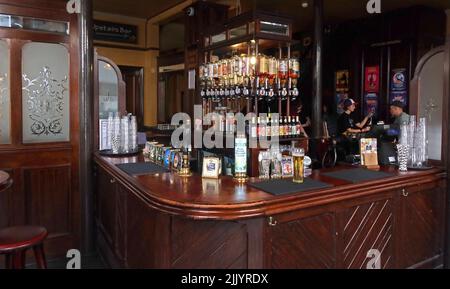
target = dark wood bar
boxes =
[94,153,446,269]
[1,0,449,273]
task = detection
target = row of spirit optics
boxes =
[199,53,300,113]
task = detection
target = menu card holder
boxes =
[360,138,379,170]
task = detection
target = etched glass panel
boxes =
[98,60,119,119]
[0,39,10,144]
[22,42,70,143]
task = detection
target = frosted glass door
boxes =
[0,39,10,144]
[22,42,70,143]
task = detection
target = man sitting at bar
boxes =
[337,99,372,136]
[387,100,410,134]
[337,98,373,155]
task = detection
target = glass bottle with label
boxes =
[250,117,257,138]
[256,117,261,137]
[234,134,248,181]
[286,116,292,137]
[260,116,266,138]
[296,116,302,137]
[291,116,297,137]
[279,116,284,137]
[272,115,279,138]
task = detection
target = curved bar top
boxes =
[94,153,446,220]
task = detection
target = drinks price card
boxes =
[360,138,379,168]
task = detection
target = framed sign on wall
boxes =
[93,20,138,43]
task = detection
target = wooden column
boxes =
[444,9,450,269]
[312,0,324,138]
[79,0,95,254]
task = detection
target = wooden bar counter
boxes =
[94,153,447,269]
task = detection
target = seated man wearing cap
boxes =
[337,98,373,156]
[337,98,373,136]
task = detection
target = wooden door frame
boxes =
[444,24,450,269]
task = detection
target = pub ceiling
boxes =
[94,0,450,27]
[93,0,450,46]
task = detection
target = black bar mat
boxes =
[116,162,168,176]
[248,178,332,196]
[321,168,393,183]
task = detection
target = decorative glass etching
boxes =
[98,60,119,119]
[0,39,10,144]
[22,42,70,143]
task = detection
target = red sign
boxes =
[365,66,379,93]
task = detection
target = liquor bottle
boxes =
[230,114,236,134]
[272,115,278,138]
[278,58,289,100]
[287,116,292,137]
[256,117,261,137]
[250,117,257,138]
[296,116,302,137]
[219,114,225,132]
[260,116,266,138]
[267,114,272,138]
[291,116,297,137]
[284,116,289,137]
[279,116,284,137]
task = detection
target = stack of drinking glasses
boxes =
[107,112,139,154]
[397,123,409,171]
[412,117,428,168]
[399,115,429,169]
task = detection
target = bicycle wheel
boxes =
[322,148,337,168]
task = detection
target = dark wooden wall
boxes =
[0,0,81,261]
[294,6,446,121]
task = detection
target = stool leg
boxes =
[12,250,26,269]
[4,254,13,269]
[33,244,47,269]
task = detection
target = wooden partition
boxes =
[0,0,80,259]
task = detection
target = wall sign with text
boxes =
[93,20,137,43]
[389,68,408,106]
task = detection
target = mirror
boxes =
[94,52,125,150]
[98,60,119,119]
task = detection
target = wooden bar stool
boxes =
[0,226,48,269]
[0,171,48,269]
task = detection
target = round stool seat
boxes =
[0,226,48,252]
